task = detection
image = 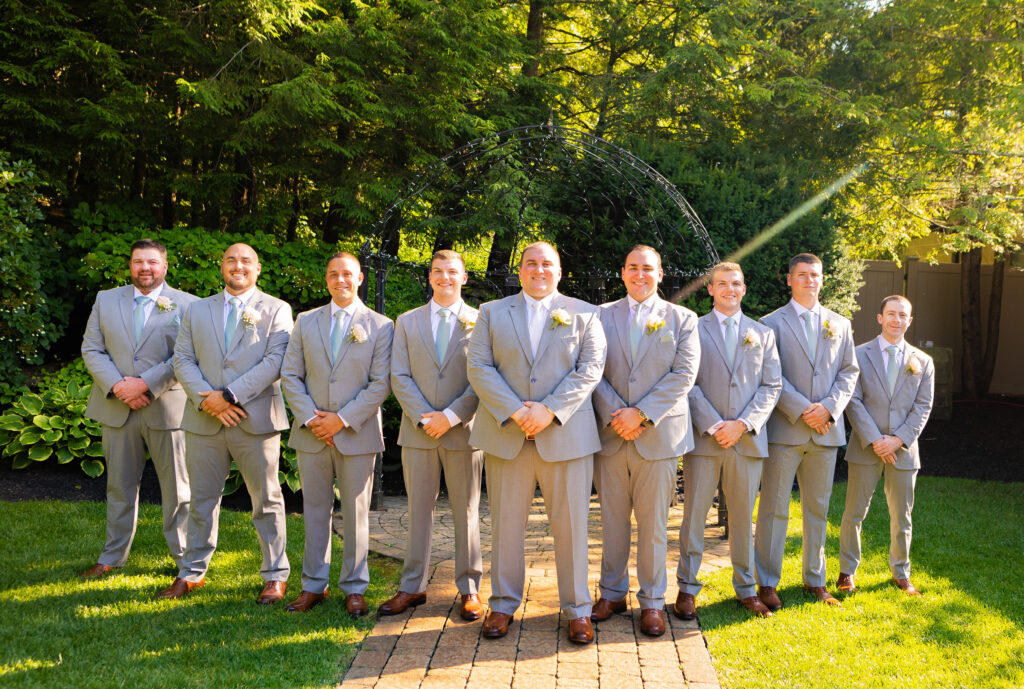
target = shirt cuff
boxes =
[707,421,723,435]
[442,408,461,427]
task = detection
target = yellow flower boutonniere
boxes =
[348,324,368,343]
[458,312,475,331]
[742,328,760,349]
[645,316,665,335]
[155,296,177,312]
[822,320,837,339]
[905,356,921,376]
[550,308,571,329]
[240,307,261,330]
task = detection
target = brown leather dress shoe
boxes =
[640,608,666,636]
[460,593,485,621]
[893,578,921,596]
[757,586,783,611]
[286,589,328,612]
[567,617,594,644]
[78,563,114,579]
[837,572,856,593]
[673,591,696,620]
[156,577,204,599]
[591,597,627,622]
[345,593,369,617]
[738,596,773,618]
[257,580,287,605]
[482,611,512,638]
[378,590,426,616]
[803,585,841,606]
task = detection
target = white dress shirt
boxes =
[132,282,165,328]
[523,291,557,357]
[426,299,464,427]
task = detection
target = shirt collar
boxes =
[331,298,361,319]
[523,291,557,311]
[431,299,462,318]
[133,283,164,302]
[224,286,258,307]
[713,308,742,326]
[627,294,657,312]
[877,335,905,355]
[789,299,820,319]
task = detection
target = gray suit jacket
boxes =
[592,297,700,460]
[466,292,606,462]
[173,289,293,436]
[844,341,934,470]
[281,300,393,455]
[688,313,782,458]
[760,304,859,447]
[82,285,198,430]
[391,302,479,451]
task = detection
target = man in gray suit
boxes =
[754,253,859,609]
[280,252,393,616]
[79,239,197,578]
[467,241,606,644]
[157,243,293,604]
[676,262,781,619]
[591,245,699,636]
[839,295,933,596]
[378,250,484,621]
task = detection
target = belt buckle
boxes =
[525,434,536,441]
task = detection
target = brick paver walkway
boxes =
[338,494,729,689]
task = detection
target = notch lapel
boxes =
[440,304,469,370]
[782,307,814,364]
[227,292,258,354]
[333,305,365,372]
[509,295,534,364]
[613,300,631,363]
[631,299,665,368]
[702,314,730,372]
[317,305,333,365]
[118,288,136,350]
[210,294,227,357]
[533,295,565,363]
[416,304,441,368]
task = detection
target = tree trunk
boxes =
[980,256,1006,394]
[523,1,546,78]
[959,247,983,398]
[287,177,300,242]
[323,202,341,246]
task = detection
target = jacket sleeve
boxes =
[540,310,607,425]
[81,294,125,397]
[225,301,294,405]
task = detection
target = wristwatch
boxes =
[222,388,238,406]
[637,408,650,424]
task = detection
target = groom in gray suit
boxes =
[839,295,933,596]
[467,241,606,644]
[80,239,197,577]
[676,262,781,619]
[158,243,293,604]
[280,252,393,616]
[378,250,484,621]
[591,245,699,636]
[754,253,859,609]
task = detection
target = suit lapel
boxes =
[509,294,534,364]
[416,304,441,368]
[632,299,665,368]
[135,287,172,350]
[440,304,471,370]
[317,304,333,365]
[227,292,259,354]
[701,313,730,372]
[613,300,631,364]
[782,306,814,364]
[210,293,227,357]
[533,294,565,363]
[863,343,890,398]
[333,304,365,372]
[732,315,756,373]
[892,344,917,398]
[118,287,136,350]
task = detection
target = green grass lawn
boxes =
[0,501,400,689]
[699,477,1024,689]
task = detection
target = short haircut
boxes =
[879,294,912,314]
[431,249,466,269]
[130,238,167,258]
[706,261,743,283]
[326,251,361,271]
[788,253,822,272]
[624,244,662,269]
[518,241,559,266]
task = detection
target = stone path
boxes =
[338,494,729,689]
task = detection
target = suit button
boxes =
[330,379,336,384]
[133,357,139,362]
[438,374,444,380]
[530,378,537,383]
[731,382,738,387]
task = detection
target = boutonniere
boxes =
[155,296,177,312]
[742,328,760,348]
[645,316,665,335]
[240,307,261,330]
[905,356,921,376]
[550,308,571,329]
[822,320,837,339]
[347,323,368,343]
[458,312,475,331]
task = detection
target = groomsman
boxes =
[591,245,699,636]
[378,250,484,620]
[467,242,606,644]
[158,243,292,603]
[80,239,197,577]
[839,296,934,596]
[676,262,781,619]
[754,253,859,609]
[280,252,393,615]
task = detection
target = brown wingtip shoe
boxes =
[803,585,841,606]
[257,580,287,605]
[156,577,205,600]
[567,617,594,644]
[893,578,921,596]
[286,589,328,612]
[673,591,697,620]
[482,611,512,638]
[78,563,115,579]
[640,608,667,636]
[345,593,369,617]
[757,586,783,611]
[738,596,773,618]
[460,593,485,621]
[836,572,856,593]
[591,597,627,622]
[378,590,426,616]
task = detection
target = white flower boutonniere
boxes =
[822,320,837,339]
[155,296,177,312]
[550,308,571,329]
[240,307,261,330]
[742,328,760,348]
[348,323,368,343]
[458,312,475,331]
[905,356,921,376]
[645,316,665,335]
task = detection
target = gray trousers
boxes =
[678,449,762,599]
[399,445,483,595]
[297,447,375,595]
[594,444,676,609]
[839,461,917,579]
[754,442,837,588]
[485,443,593,619]
[178,427,289,583]
[98,414,189,568]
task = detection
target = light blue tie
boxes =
[133,296,149,345]
[801,311,816,361]
[629,304,643,363]
[436,308,450,362]
[331,310,346,364]
[886,345,899,395]
[724,317,737,367]
[225,297,241,350]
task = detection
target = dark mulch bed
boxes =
[1,398,1020,508]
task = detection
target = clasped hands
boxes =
[872,434,903,464]
[112,377,151,410]
[199,390,248,427]
[510,401,554,436]
[419,411,452,440]
[610,407,647,441]
[801,402,833,434]
[307,410,345,447]
[709,419,746,449]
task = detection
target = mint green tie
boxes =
[133,296,149,344]
[436,308,450,362]
[886,345,899,395]
[225,297,241,350]
[629,304,643,363]
[801,311,816,361]
[724,317,737,367]
[331,311,345,364]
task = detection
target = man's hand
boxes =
[872,435,903,464]
[515,401,555,436]
[126,396,151,410]
[113,377,150,405]
[199,390,232,415]
[309,409,346,443]
[712,420,747,449]
[801,403,832,434]
[213,405,247,427]
[610,407,645,440]
[420,411,452,440]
